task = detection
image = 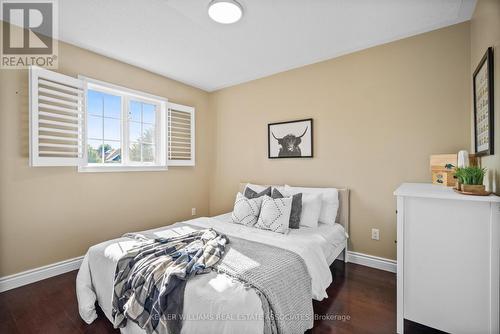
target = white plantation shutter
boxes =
[29,66,85,166]
[168,103,195,166]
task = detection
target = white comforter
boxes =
[76,215,344,334]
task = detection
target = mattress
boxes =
[213,212,347,264]
[77,215,347,334]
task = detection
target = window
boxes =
[79,77,167,172]
[87,90,122,164]
[128,100,157,163]
[29,67,195,171]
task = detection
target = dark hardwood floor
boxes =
[308,261,396,334]
[0,261,427,334]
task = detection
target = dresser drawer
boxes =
[403,197,491,334]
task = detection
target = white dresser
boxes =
[394,183,500,334]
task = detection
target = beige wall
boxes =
[0,21,474,275]
[0,40,214,276]
[470,0,500,194]
[209,23,471,260]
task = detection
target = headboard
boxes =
[238,183,350,235]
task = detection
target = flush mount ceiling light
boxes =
[208,0,243,24]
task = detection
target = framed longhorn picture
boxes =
[268,118,313,158]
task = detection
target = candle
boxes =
[457,150,469,168]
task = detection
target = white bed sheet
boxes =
[213,212,347,265]
[317,223,348,263]
[77,215,346,334]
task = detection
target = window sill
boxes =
[78,165,168,173]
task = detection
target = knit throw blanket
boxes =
[214,234,313,334]
[112,228,228,334]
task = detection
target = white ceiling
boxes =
[58,0,476,92]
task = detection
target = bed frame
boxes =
[239,183,350,263]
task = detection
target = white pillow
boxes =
[283,189,322,228]
[231,192,263,226]
[285,185,339,225]
[255,195,292,234]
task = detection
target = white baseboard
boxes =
[346,251,397,273]
[0,256,83,293]
[0,250,396,293]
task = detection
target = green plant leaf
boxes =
[454,166,486,185]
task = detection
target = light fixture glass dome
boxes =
[208,0,243,24]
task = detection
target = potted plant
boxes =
[454,166,487,194]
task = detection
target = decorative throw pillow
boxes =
[285,185,339,225]
[244,183,285,193]
[255,195,292,234]
[231,192,263,226]
[271,188,302,229]
[244,185,272,199]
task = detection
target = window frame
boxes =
[77,76,168,173]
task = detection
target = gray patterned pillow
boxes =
[231,192,263,226]
[272,188,302,229]
[244,186,272,199]
[255,195,292,234]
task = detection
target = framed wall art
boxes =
[268,118,313,158]
[473,47,494,156]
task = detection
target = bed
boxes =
[76,186,349,334]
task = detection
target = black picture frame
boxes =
[473,47,494,156]
[268,118,313,159]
